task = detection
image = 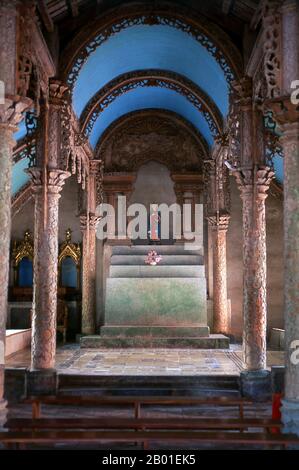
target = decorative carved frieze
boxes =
[81,70,223,140]
[0,96,32,131]
[232,76,253,110]
[262,1,282,100]
[96,109,207,174]
[61,3,242,91]
[267,96,299,126]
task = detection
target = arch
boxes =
[97,108,209,155]
[60,2,242,90]
[81,69,223,145]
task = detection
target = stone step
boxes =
[112,245,203,256]
[58,374,240,397]
[80,335,230,349]
[110,254,203,266]
[109,265,205,278]
[100,325,210,337]
[105,278,207,326]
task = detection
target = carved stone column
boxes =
[27,169,69,370]
[281,121,299,435]
[0,105,31,419]
[269,94,299,433]
[232,77,274,382]
[0,119,17,428]
[208,215,230,334]
[0,0,32,427]
[80,215,100,335]
[80,160,101,335]
[234,167,274,371]
[205,138,231,335]
[26,80,70,376]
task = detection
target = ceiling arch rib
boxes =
[71,24,232,117]
[81,70,223,149]
[88,87,214,150]
[61,2,242,98]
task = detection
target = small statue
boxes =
[145,250,162,266]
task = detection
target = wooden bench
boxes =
[6,417,282,432]
[24,395,256,420]
[0,430,297,450]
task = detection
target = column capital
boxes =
[48,79,70,107]
[89,159,104,176]
[0,96,32,130]
[234,166,274,200]
[207,214,230,232]
[26,168,70,193]
[232,76,253,110]
[80,213,101,231]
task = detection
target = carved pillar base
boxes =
[80,215,100,335]
[281,399,299,437]
[0,399,8,430]
[240,370,271,401]
[26,370,57,396]
[0,97,31,425]
[266,97,299,435]
[27,168,70,370]
[208,215,230,334]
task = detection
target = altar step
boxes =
[58,374,240,398]
[80,334,229,349]
[100,326,210,337]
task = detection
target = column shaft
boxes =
[81,216,98,335]
[282,123,299,399]
[235,167,273,370]
[0,125,15,426]
[29,169,69,370]
[209,217,230,334]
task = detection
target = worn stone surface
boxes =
[100,326,210,338]
[81,334,229,349]
[27,370,57,396]
[240,370,271,401]
[105,277,207,326]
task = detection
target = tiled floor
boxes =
[5,344,284,376]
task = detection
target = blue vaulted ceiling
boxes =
[11,20,284,196]
[73,25,229,117]
[89,87,213,148]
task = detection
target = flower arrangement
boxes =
[145,250,162,266]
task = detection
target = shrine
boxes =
[0,0,299,450]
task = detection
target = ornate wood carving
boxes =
[96,109,208,174]
[58,228,81,268]
[81,70,223,140]
[61,2,242,89]
[12,230,34,267]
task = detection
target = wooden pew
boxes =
[0,429,297,450]
[24,395,256,420]
[7,417,282,432]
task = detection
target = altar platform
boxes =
[5,329,31,357]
